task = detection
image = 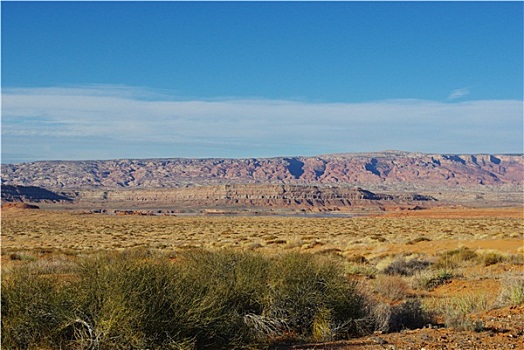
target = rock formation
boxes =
[2,151,522,190]
[1,151,522,209]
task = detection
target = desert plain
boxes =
[2,204,523,349]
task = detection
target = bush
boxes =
[371,299,431,333]
[172,249,271,348]
[477,251,506,266]
[412,269,454,291]
[69,251,168,348]
[439,295,488,331]
[8,252,36,261]
[383,256,432,276]
[1,264,79,349]
[507,253,524,265]
[1,249,368,349]
[264,252,366,340]
[434,247,478,269]
[423,294,489,332]
[345,263,377,278]
[347,255,368,264]
[373,275,410,302]
[437,248,509,268]
[77,249,270,348]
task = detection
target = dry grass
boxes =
[372,275,411,302]
[3,207,521,299]
[2,208,522,258]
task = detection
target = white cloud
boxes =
[1,86,522,162]
[447,87,470,100]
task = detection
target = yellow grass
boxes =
[2,208,522,258]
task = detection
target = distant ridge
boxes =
[2,151,522,192]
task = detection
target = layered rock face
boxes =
[70,184,433,208]
[2,183,433,211]
[2,151,522,191]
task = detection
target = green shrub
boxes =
[423,294,488,332]
[74,249,269,348]
[71,252,160,348]
[1,265,79,349]
[347,255,368,264]
[172,249,271,348]
[437,248,508,267]
[1,249,368,349]
[265,252,365,340]
[506,253,524,265]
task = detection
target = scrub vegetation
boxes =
[2,250,369,349]
[1,207,523,349]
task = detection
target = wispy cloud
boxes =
[2,86,522,163]
[447,87,471,100]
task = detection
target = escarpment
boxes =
[2,151,522,209]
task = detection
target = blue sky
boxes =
[2,1,523,163]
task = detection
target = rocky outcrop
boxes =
[2,151,522,192]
